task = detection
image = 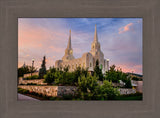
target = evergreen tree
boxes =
[39,56,47,79]
[18,65,37,77]
[94,60,103,81]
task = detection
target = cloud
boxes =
[48,46,65,53]
[18,18,142,74]
[115,64,142,74]
[119,23,134,34]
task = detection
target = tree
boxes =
[99,80,120,100]
[77,75,99,100]
[39,56,47,79]
[44,72,55,85]
[49,66,56,73]
[77,75,120,100]
[125,79,132,88]
[123,76,132,88]
[18,65,37,77]
[94,60,104,81]
[43,66,58,84]
[105,65,127,83]
[63,66,69,72]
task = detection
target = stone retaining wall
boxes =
[19,78,46,85]
[18,85,136,97]
[118,88,136,95]
[18,85,77,97]
[23,72,39,78]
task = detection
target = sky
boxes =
[18,18,142,74]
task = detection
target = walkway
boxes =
[18,93,40,101]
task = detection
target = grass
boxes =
[114,93,143,100]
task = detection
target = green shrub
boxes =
[44,72,55,84]
[99,80,120,100]
[77,75,120,100]
[44,66,89,86]
[105,65,127,83]
[54,72,76,86]
[123,78,132,88]
[18,88,29,94]
[77,75,99,100]
[93,60,104,81]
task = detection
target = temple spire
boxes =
[67,29,72,49]
[62,29,75,61]
[94,24,98,42]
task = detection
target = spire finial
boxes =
[67,29,72,49]
[94,24,98,42]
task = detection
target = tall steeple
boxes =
[67,30,72,49]
[90,24,103,57]
[90,24,100,52]
[90,24,104,69]
[94,24,98,42]
[62,29,75,61]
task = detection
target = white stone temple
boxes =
[55,25,109,73]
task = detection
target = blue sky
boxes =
[18,18,142,74]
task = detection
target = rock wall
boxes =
[18,85,77,97]
[23,72,39,78]
[18,84,136,97]
[19,78,46,85]
[118,88,136,95]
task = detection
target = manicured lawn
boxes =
[114,94,143,100]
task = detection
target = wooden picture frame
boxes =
[0,0,160,118]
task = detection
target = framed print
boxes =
[17,18,143,101]
[0,0,160,118]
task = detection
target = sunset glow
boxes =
[18,18,142,74]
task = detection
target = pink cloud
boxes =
[48,46,65,53]
[18,19,142,75]
[18,22,68,50]
[119,23,133,34]
[116,64,142,74]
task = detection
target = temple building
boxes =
[55,25,109,73]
